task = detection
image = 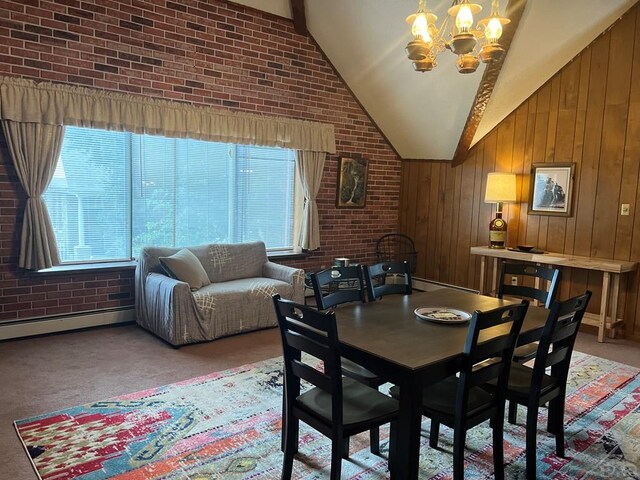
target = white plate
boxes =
[414,307,471,324]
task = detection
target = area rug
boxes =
[14,351,640,479]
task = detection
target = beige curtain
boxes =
[2,120,63,270]
[0,76,336,153]
[295,150,326,251]
[0,76,336,265]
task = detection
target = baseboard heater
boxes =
[0,308,135,341]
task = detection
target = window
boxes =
[44,127,297,263]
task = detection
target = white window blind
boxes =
[44,126,296,263]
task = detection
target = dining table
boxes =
[333,288,548,480]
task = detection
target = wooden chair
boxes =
[364,260,413,302]
[497,291,592,480]
[375,232,418,274]
[390,301,529,480]
[309,264,384,454]
[497,261,561,363]
[272,295,399,480]
[309,265,366,310]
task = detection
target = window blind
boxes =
[44,127,296,263]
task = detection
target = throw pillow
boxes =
[159,248,210,291]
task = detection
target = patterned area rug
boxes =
[14,352,640,479]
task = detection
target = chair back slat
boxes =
[550,319,580,344]
[291,359,333,393]
[544,346,570,369]
[500,284,549,305]
[285,330,330,363]
[467,360,504,388]
[469,335,511,364]
[285,315,329,343]
[310,266,366,310]
[497,262,561,308]
[457,302,528,414]
[364,261,412,301]
[530,291,592,391]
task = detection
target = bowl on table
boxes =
[516,245,535,252]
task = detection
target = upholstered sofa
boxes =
[135,241,305,346]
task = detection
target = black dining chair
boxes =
[488,291,591,480]
[310,265,366,310]
[497,261,561,363]
[272,295,399,480]
[309,264,385,455]
[364,260,413,302]
[390,301,529,480]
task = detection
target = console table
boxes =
[470,246,637,343]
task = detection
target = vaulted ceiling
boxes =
[231,0,638,162]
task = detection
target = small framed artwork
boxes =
[528,163,575,216]
[336,157,368,208]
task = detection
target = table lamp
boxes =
[484,172,516,248]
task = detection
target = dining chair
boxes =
[390,301,529,480]
[310,265,366,310]
[497,261,561,363]
[490,291,592,480]
[364,260,413,302]
[272,295,399,480]
[309,264,385,454]
[375,232,418,274]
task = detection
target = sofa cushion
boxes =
[159,248,210,291]
[203,241,268,283]
[192,277,293,336]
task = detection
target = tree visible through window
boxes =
[44,127,296,263]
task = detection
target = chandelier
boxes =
[405,0,510,73]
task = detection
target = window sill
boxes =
[35,261,137,275]
[32,250,307,275]
[268,250,309,261]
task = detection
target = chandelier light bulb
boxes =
[485,16,503,43]
[412,12,431,43]
[455,4,474,32]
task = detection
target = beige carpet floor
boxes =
[1,319,638,480]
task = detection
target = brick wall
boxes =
[0,0,401,323]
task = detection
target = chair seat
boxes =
[298,377,398,430]
[513,342,538,363]
[341,358,382,382]
[389,375,496,417]
[485,362,558,397]
[507,362,558,396]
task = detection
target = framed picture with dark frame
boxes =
[528,162,575,216]
[336,157,368,208]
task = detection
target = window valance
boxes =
[0,76,336,153]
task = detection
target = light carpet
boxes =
[14,351,640,479]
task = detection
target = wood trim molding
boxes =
[402,158,453,163]
[451,0,528,167]
[290,0,308,36]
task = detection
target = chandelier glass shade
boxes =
[405,0,510,73]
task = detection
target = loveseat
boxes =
[135,241,305,346]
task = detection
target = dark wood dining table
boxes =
[333,288,548,480]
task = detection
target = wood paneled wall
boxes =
[399,3,640,340]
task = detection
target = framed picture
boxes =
[336,157,368,208]
[528,163,575,216]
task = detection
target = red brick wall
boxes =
[0,0,401,323]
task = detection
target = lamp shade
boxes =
[484,172,516,203]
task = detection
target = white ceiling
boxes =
[230,0,638,160]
